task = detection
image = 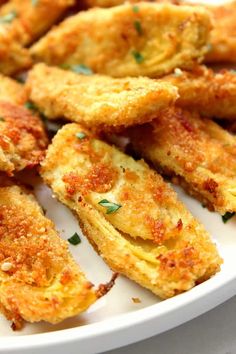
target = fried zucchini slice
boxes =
[0,0,75,46]
[0,73,27,105]
[128,107,236,215]
[0,34,32,76]
[26,63,178,129]
[0,177,97,329]
[204,1,236,63]
[0,101,48,175]
[30,2,212,78]
[41,123,221,299]
[164,66,236,120]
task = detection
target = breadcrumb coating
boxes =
[41,123,221,299]
[0,177,97,329]
[30,2,212,78]
[164,66,236,120]
[0,73,27,105]
[128,107,236,214]
[0,101,48,175]
[26,63,178,129]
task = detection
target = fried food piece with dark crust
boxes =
[26,63,178,129]
[164,66,236,120]
[0,73,27,105]
[0,177,97,329]
[0,0,75,46]
[30,3,212,78]
[205,1,236,63]
[41,123,221,299]
[128,107,236,215]
[0,101,48,175]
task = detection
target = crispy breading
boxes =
[26,63,178,129]
[0,34,32,76]
[0,0,75,46]
[204,1,236,63]
[128,107,236,215]
[41,123,221,299]
[0,74,27,105]
[164,66,236,120]
[0,101,48,175]
[0,177,97,328]
[30,3,212,78]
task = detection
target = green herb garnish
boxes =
[0,117,5,122]
[0,11,17,24]
[24,101,37,111]
[132,50,144,64]
[98,199,121,214]
[62,64,93,75]
[31,0,39,6]
[134,20,142,35]
[222,212,235,223]
[76,132,86,139]
[67,232,81,245]
[132,5,139,13]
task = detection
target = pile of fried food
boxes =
[0,0,236,331]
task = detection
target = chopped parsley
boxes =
[24,101,37,111]
[132,50,144,64]
[132,5,139,13]
[31,0,39,6]
[61,64,93,75]
[0,117,5,122]
[76,132,86,140]
[134,20,142,35]
[0,11,17,24]
[67,232,81,245]
[222,212,235,224]
[98,199,121,214]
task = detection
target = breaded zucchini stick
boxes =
[205,1,236,63]
[128,107,236,215]
[0,177,97,329]
[0,0,75,46]
[30,3,212,78]
[26,63,178,129]
[0,73,27,105]
[0,101,48,175]
[164,66,236,120]
[41,123,221,299]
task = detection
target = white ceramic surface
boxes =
[0,180,236,354]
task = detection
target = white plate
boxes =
[0,180,236,354]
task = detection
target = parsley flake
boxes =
[222,212,235,223]
[76,132,86,139]
[68,232,81,245]
[62,64,93,75]
[31,0,39,6]
[0,117,5,122]
[132,50,144,64]
[0,11,17,24]
[132,5,139,13]
[24,101,37,111]
[98,199,121,214]
[134,20,142,35]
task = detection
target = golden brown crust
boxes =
[0,74,27,105]
[164,66,236,120]
[128,107,236,214]
[204,1,236,63]
[0,180,97,327]
[0,0,75,46]
[40,123,221,299]
[26,63,178,129]
[0,101,48,175]
[30,2,212,78]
